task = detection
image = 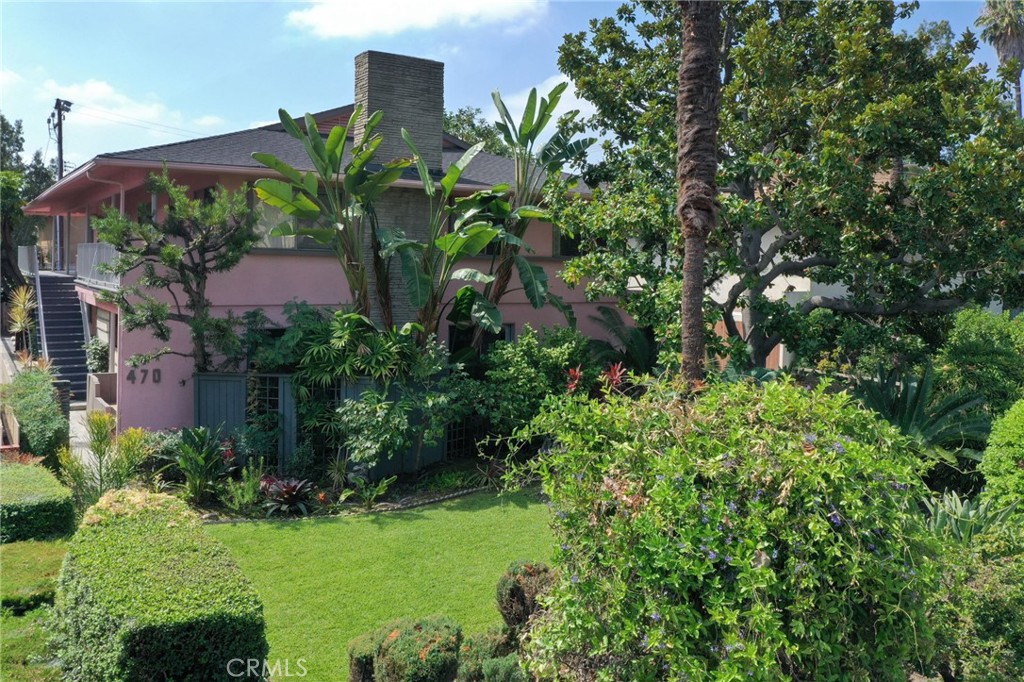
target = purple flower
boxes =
[727,501,738,512]
[571,574,579,584]
[832,442,846,454]
[829,512,843,527]
[708,550,718,560]
[804,433,818,444]
[723,555,732,563]
[656,475,665,481]
[651,612,662,622]
[701,516,710,524]
[560,543,570,551]
[574,473,584,481]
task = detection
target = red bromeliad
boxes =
[602,362,626,389]
[567,365,583,393]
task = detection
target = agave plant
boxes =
[856,363,990,455]
[923,490,1017,544]
[262,476,314,516]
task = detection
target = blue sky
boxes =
[0,1,999,169]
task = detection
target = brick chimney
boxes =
[353,51,444,170]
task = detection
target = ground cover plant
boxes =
[0,461,75,543]
[52,490,267,681]
[208,490,551,680]
[0,608,60,682]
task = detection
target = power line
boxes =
[73,103,205,137]
[75,109,197,138]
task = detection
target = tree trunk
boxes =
[676,0,722,382]
[1015,75,1022,118]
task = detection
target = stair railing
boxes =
[17,246,49,361]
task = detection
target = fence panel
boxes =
[194,374,247,436]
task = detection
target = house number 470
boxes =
[126,368,161,384]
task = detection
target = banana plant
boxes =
[251,107,409,326]
[477,82,596,334]
[380,130,550,341]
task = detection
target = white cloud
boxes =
[30,78,230,165]
[193,115,224,127]
[0,69,22,88]
[286,0,547,39]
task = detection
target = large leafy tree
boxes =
[558,1,1024,367]
[1,114,56,296]
[443,106,513,156]
[977,0,1024,116]
[95,172,260,372]
[675,0,722,380]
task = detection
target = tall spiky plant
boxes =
[977,0,1024,116]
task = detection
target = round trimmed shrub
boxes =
[52,490,267,681]
[496,561,553,637]
[373,616,462,682]
[980,398,1024,516]
[458,627,513,682]
[0,461,75,542]
[521,379,938,681]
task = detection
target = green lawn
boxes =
[208,490,553,681]
[0,540,67,681]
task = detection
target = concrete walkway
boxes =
[69,406,95,465]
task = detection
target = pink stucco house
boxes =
[24,51,621,440]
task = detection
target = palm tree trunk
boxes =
[676,0,722,382]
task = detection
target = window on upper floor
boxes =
[553,228,582,258]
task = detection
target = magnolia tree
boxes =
[555,1,1024,367]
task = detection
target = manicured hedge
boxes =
[52,490,268,681]
[349,616,462,682]
[0,462,75,542]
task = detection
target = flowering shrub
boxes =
[520,379,937,681]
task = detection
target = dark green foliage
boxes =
[458,628,513,682]
[520,379,938,681]
[349,630,382,682]
[478,325,596,437]
[980,399,1024,517]
[481,655,526,682]
[51,490,268,681]
[936,309,1024,417]
[173,426,232,504]
[0,463,75,543]
[1,368,69,465]
[587,306,659,374]
[495,561,553,637]
[373,616,462,682]
[928,524,1024,681]
[857,363,989,494]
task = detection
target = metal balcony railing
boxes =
[75,243,120,291]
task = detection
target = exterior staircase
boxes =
[37,273,87,401]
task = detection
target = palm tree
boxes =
[676,0,722,382]
[977,0,1024,117]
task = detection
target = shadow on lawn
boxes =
[233,488,544,533]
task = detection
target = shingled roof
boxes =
[95,105,587,192]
